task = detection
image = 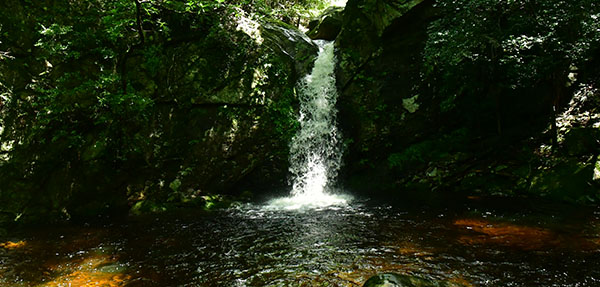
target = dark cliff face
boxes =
[335,0,440,193]
[335,0,600,201]
[0,1,318,223]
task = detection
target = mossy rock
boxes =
[530,159,597,202]
[260,19,318,76]
[307,6,344,40]
[562,127,600,156]
[130,200,169,215]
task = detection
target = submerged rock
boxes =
[363,273,440,287]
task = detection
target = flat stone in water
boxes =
[363,273,439,287]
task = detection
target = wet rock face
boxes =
[307,6,344,41]
[261,20,319,76]
[334,0,438,192]
[108,19,319,209]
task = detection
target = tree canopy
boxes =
[422,0,600,135]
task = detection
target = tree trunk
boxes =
[133,0,145,45]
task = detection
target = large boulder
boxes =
[307,6,344,41]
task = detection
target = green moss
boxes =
[130,200,167,215]
[529,160,597,203]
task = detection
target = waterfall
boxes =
[289,40,341,196]
[269,40,350,209]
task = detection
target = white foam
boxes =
[267,192,351,210]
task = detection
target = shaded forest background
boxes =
[0,0,599,226]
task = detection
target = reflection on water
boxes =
[1,197,600,286]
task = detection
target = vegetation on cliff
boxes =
[336,0,600,202]
[0,0,327,224]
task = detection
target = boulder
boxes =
[261,19,319,76]
[562,127,600,156]
[307,6,344,40]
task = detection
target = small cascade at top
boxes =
[268,40,350,210]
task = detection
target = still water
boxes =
[1,195,599,286]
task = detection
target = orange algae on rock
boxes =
[40,254,131,287]
[0,241,26,249]
[42,272,131,287]
[447,275,476,287]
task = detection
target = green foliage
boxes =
[236,0,333,23]
[267,89,300,143]
[0,0,328,221]
[142,45,165,77]
[388,142,435,168]
[423,0,600,122]
[388,129,469,170]
[529,159,598,203]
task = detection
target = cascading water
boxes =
[269,40,350,209]
[289,40,341,196]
